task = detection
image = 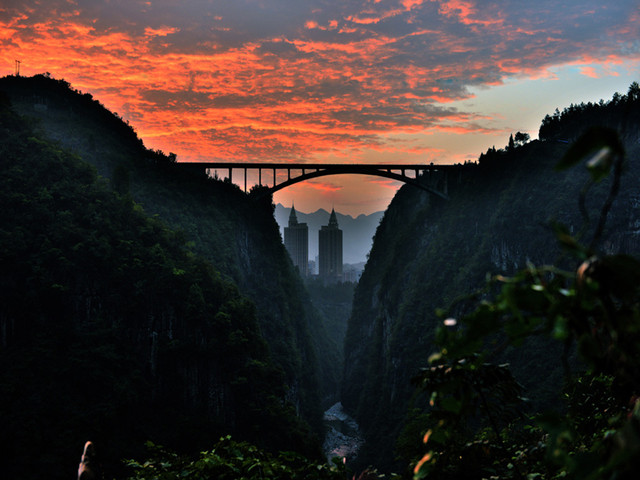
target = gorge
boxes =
[1,74,640,479]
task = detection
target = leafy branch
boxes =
[412,127,640,479]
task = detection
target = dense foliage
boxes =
[124,436,349,480]
[0,92,320,479]
[305,278,357,369]
[343,83,640,472]
[539,82,640,142]
[412,127,640,479]
[0,73,342,433]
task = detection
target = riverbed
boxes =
[322,402,363,464]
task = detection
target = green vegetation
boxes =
[411,126,640,479]
[343,83,640,473]
[539,82,640,141]
[122,436,404,480]
[0,74,342,430]
[0,81,329,479]
[124,436,348,480]
[305,278,357,369]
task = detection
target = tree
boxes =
[514,131,530,146]
[628,81,640,102]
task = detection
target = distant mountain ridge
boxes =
[274,204,384,265]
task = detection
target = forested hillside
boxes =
[0,73,343,415]
[343,83,640,472]
[0,76,340,479]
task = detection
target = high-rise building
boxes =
[319,208,343,281]
[284,204,309,276]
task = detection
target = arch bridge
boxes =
[180,162,454,199]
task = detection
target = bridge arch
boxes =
[180,162,452,199]
[270,166,448,199]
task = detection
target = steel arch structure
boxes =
[179,162,453,199]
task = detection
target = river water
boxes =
[322,402,363,464]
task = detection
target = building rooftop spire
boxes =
[328,207,339,228]
[288,203,299,226]
[319,207,343,281]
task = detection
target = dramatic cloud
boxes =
[1,0,638,213]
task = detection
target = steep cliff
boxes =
[0,74,341,420]
[342,88,640,470]
[0,76,339,479]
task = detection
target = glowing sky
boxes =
[2,1,639,215]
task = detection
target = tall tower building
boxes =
[284,204,309,277]
[319,208,343,281]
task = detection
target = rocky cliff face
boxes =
[342,134,640,470]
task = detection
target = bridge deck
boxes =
[181,162,454,170]
[178,162,456,199]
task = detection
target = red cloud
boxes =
[304,180,344,193]
[437,0,503,27]
[1,0,636,171]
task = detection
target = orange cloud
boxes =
[303,180,344,193]
[367,178,404,190]
[144,26,180,37]
[402,0,426,11]
[437,0,503,28]
[580,66,599,79]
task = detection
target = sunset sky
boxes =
[2,1,639,215]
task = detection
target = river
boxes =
[322,402,363,464]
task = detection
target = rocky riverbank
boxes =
[322,402,363,464]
